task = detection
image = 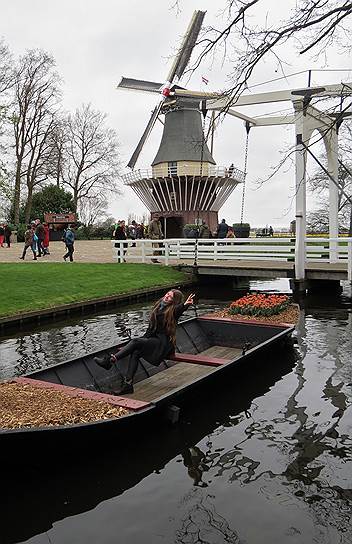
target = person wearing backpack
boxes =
[63,225,75,262]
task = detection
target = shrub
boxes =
[233,223,250,228]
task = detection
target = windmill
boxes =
[118,10,245,237]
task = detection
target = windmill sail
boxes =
[123,10,206,169]
[166,10,206,83]
[127,102,163,169]
[117,77,163,94]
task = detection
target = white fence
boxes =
[111,237,352,281]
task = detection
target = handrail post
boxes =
[141,240,146,263]
[118,241,123,263]
[330,237,338,263]
[164,240,169,266]
[348,239,352,282]
[214,240,218,261]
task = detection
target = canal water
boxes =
[1,279,351,544]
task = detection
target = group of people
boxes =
[113,219,146,242]
[197,218,234,239]
[20,220,50,260]
[113,215,163,263]
[19,220,75,261]
[0,223,12,248]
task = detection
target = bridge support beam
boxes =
[290,278,308,296]
[293,100,308,281]
[293,101,340,280]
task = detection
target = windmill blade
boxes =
[166,10,206,83]
[174,88,222,100]
[127,101,163,169]
[117,77,164,94]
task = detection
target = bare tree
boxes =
[61,104,121,209]
[78,192,109,226]
[11,49,61,224]
[190,1,352,102]
[48,120,67,188]
[0,39,14,98]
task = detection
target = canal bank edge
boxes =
[0,277,195,331]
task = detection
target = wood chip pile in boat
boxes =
[0,382,130,429]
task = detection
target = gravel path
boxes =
[0,240,116,263]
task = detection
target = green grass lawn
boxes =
[0,263,189,318]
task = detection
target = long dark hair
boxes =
[149,289,184,344]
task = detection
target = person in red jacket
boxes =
[0,224,4,247]
[43,223,50,255]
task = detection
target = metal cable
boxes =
[240,122,251,225]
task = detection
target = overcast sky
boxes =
[2,0,351,228]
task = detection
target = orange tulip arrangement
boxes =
[229,293,290,317]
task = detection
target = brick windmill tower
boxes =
[118,11,244,237]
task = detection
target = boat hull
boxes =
[1,317,294,451]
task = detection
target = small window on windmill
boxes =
[168,162,177,176]
[170,191,177,203]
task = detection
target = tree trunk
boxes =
[13,163,22,225]
[73,188,78,211]
[24,186,33,224]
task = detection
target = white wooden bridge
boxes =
[112,237,351,283]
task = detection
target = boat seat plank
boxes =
[126,362,214,402]
[170,352,229,366]
[199,345,243,359]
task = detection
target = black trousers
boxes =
[5,235,10,248]
[114,241,127,261]
[21,244,36,259]
[37,238,45,256]
[114,338,158,382]
[63,243,74,261]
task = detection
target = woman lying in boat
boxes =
[94,289,195,394]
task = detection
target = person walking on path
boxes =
[113,220,128,262]
[94,289,195,394]
[0,224,4,247]
[35,219,45,257]
[4,223,12,248]
[63,225,75,262]
[216,219,229,239]
[20,225,37,260]
[43,222,50,254]
[269,225,274,237]
[148,213,163,263]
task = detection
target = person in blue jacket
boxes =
[63,225,75,262]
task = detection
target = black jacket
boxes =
[141,303,187,364]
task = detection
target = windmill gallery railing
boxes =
[111,237,352,281]
[121,164,245,185]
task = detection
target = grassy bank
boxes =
[0,263,189,318]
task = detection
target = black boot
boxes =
[94,354,113,370]
[117,379,134,395]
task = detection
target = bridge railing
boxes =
[111,237,352,281]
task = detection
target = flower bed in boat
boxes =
[207,294,299,325]
[0,382,130,429]
[229,293,290,317]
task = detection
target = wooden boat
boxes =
[1,316,294,449]
[2,347,298,543]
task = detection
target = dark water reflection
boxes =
[1,279,352,543]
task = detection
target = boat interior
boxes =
[29,317,290,404]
